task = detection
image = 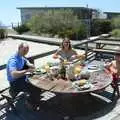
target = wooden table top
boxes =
[28,70,112,94]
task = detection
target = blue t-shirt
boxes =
[6,53,27,82]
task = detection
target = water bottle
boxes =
[66,64,74,80]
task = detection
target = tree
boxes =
[0,21,7,39]
[111,16,120,29]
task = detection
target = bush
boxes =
[111,29,120,37]
[14,24,30,34]
[28,9,87,40]
[111,16,120,29]
[0,29,7,39]
[91,19,112,36]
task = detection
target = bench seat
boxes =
[1,88,24,111]
[93,48,120,55]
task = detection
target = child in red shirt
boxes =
[105,58,120,98]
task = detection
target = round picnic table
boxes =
[28,70,112,94]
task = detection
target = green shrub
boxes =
[111,29,120,37]
[77,24,87,39]
[14,24,30,34]
[28,9,87,40]
[111,16,120,29]
[0,29,7,39]
[91,19,112,36]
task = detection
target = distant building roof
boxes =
[17,6,95,10]
[104,12,120,19]
[104,12,120,15]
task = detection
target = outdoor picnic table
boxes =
[28,62,112,94]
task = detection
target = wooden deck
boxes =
[1,87,120,120]
[1,34,120,119]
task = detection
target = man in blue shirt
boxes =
[6,42,37,109]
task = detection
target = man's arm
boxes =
[8,59,34,79]
[26,60,35,69]
[11,69,28,78]
[71,50,85,60]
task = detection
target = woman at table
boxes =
[53,37,85,63]
[105,55,120,98]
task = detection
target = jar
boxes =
[66,64,74,80]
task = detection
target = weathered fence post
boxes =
[85,43,88,60]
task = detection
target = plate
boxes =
[72,80,93,90]
[40,68,47,74]
[25,72,33,75]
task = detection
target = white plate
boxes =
[25,72,33,75]
[72,80,93,90]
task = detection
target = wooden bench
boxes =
[90,92,112,103]
[95,40,120,46]
[1,87,56,110]
[1,88,24,111]
[92,48,120,59]
[93,48,120,55]
[94,40,120,49]
[40,91,56,101]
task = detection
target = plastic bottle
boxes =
[66,64,74,80]
[59,64,66,79]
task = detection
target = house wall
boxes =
[18,7,98,24]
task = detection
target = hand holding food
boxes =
[78,54,85,60]
[71,55,77,60]
[78,79,87,86]
[53,54,59,59]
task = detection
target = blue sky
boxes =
[0,0,120,26]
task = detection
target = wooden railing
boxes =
[0,34,112,70]
[92,37,120,60]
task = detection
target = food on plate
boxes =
[63,59,68,65]
[36,68,41,72]
[74,65,81,75]
[72,79,92,90]
[35,67,46,74]
[47,62,54,67]
[40,68,46,73]
[76,79,87,86]
[44,64,50,72]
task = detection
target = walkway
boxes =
[8,34,109,47]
